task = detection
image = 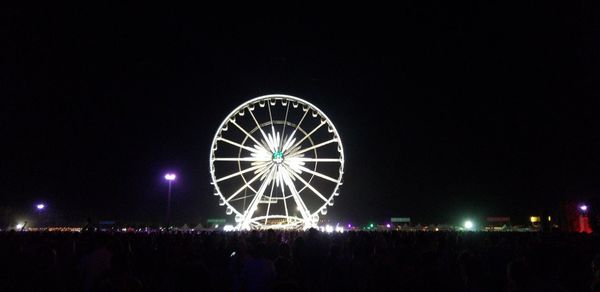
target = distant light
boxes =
[369,223,374,228]
[386,224,391,228]
[215,224,219,228]
[435,227,439,231]
[223,225,235,232]
[325,225,334,233]
[16,223,24,229]
[580,205,588,211]
[36,204,45,210]
[530,216,540,223]
[464,220,474,229]
[164,173,176,181]
[347,224,352,228]
[335,226,344,233]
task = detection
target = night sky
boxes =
[2,3,599,226]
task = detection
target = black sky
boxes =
[2,2,600,226]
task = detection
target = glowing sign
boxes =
[391,217,411,223]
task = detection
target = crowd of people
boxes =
[0,229,599,291]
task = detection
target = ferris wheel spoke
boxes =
[285,166,329,202]
[281,169,311,222]
[215,164,267,183]
[283,121,325,154]
[293,164,340,183]
[218,137,262,154]
[226,168,269,202]
[267,100,276,138]
[280,102,290,150]
[213,157,269,162]
[228,194,256,202]
[264,177,276,225]
[240,167,276,229]
[287,138,338,158]
[247,185,258,193]
[248,106,273,151]
[282,178,289,219]
[230,120,267,150]
[289,157,342,163]
[282,109,309,152]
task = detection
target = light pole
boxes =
[164,173,176,227]
[36,203,45,228]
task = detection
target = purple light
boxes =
[164,173,176,181]
[580,205,588,211]
[386,223,391,228]
[36,204,45,210]
[347,224,352,228]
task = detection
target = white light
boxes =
[223,225,235,232]
[335,226,344,233]
[325,225,334,233]
[16,223,24,229]
[235,214,243,223]
[164,173,176,181]
[464,220,474,229]
[215,224,219,228]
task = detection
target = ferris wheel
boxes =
[209,94,344,230]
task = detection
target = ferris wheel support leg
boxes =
[238,168,275,230]
[281,171,313,230]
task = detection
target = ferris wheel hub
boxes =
[272,150,284,164]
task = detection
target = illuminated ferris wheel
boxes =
[210,94,344,230]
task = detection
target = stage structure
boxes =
[210,95,344,230]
